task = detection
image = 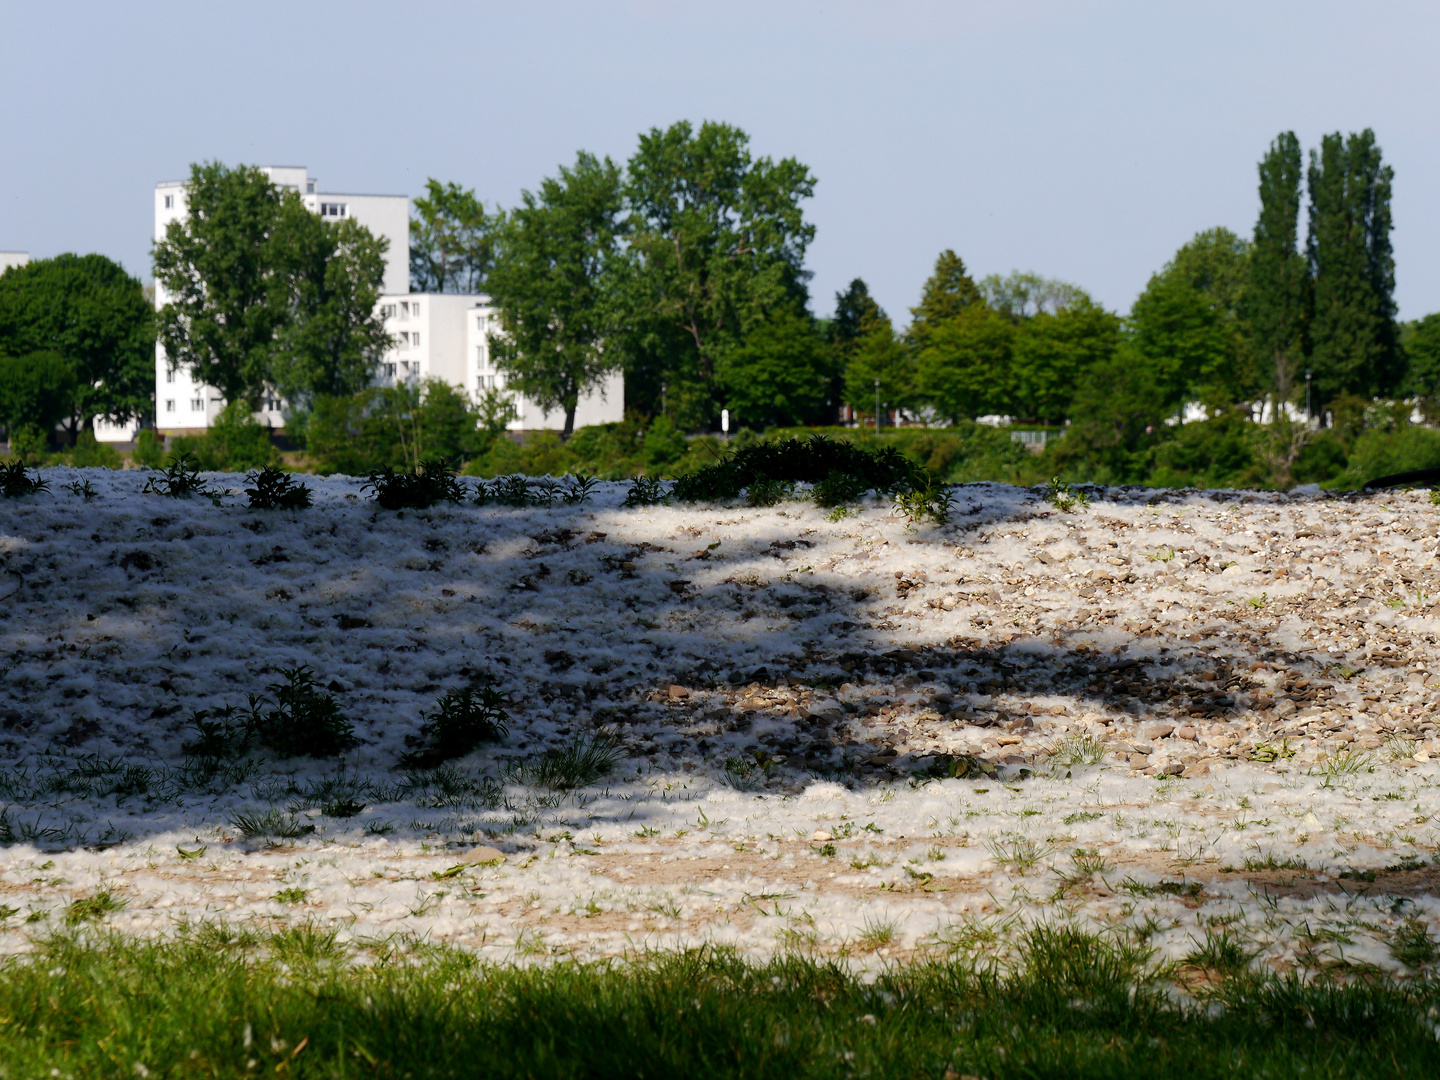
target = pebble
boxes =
[1144,724,1175,740]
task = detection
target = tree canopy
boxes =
[409,180,494,294]
[487,152,625,438]
[154,161,389,410]
[0,253,154,441]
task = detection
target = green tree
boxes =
[270,203,391,405]
[715,305,835,427]
[979,271,1083,318]
[1306,129,1397,402]
[1010,295,1121,425]
[1248,132,1310,410]
[0,351,77,443]
[842,314,914,427]
[908,250,982,351]
[913,304,1015,423]
[154,162,287,407]
[1401,313,1440,419]
[409,180,494,294]
[0,254,154,442]
[1052,348,1169,483]
[154,161,389,411]
[1128,230,1252,412]
[829,279,886,352]
[487,152,625,438]
[619,121,817,426]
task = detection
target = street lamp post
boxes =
[1305,369,1312,421]
[874,379,880,432]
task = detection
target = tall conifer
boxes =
[1306,129,1397,401]
[1248,133,1309,410]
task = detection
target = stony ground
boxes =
[0,471,1437,975]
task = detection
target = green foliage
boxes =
[623,474,669,507]
[472,472,596,508]
[62,431,121,469]
[5,424,48,464]
[1331,425,1440,489]
[166,402,278,472]
[410,179,494,294]
[0,351,76,442]
[1250,132,1310,408]
[364,458,466,510]
[141,452,216,499]
[243,465,312,510]
[1147,410,1261,489]
[618,120,817,428]
[306,380,489,475]
[842,315,914,424]
[673,434,920,502]
[132,429,165,468]
[913,303,1015,422]
[488,152,624,436]
[517,734,624,790]
[716,305,837,427]
[0,459,48,498]
[1402,312,1440,416]
[402,685,510,769]
[1307,129,1398,401]
[1009,295,1121,425]
[0,254,154,439]
[892,473,954,524]
[1043,477,1090,512]
[155,161,388,408]
[6,936,1440,1077]
[248,666,357,759]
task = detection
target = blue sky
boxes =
[3,1,1437,323]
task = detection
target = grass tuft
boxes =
[243,465,312,509]
[0,459,50,498]
[516,734,625,790]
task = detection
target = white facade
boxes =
[380,294,622,432]
[0,252,29,274]
[140,164,622,443]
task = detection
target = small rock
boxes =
[811,830,833,842]
[1160,762,1184,776]
[1273,699,1297,717]
[1182,762,1209,778]
[462,846,507,865]
[668,685,690,700]
[1144,723,1175,740]
[1128,752,1150,767]
[1176,726,1197,740]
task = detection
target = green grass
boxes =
[4,930,1440,1077]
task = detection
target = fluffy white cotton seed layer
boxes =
[0,468,1437,974]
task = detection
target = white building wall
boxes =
[0,252,29,274]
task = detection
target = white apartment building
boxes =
[0,252,29,274]
[127,164,621,444]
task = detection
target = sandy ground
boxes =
[0,469,1437,974]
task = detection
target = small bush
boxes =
[244,465,312,510]
[673,435,924,504]
[65,432,122,469]
[1043,477,1090,512]
[142,452,216,499]
[893,474,953,524]
[623,474,668,507]
[132,429,165,468]
[64,477,98,501]
[365,459,466,510]
[402,685,510,768]
[518,734,624,790]
[182,706,253,761]
[0,460,49,498]
[230,808,316,840]
[249,667,358,759]
[475,473,534,507]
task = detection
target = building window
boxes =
[400,301,409,317]
[399,331,409,346]
[320,202,348,218]
[164,369,174,384]
[380,303,396,319]
[412,302,420,316]
[163,194,174,209]
[412,332,420,347]
[190,398,204,412]
[306,181,315,194]
[165,399,175,413]
[476,345,488,369]
[384,363,396,378]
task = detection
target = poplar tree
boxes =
[1248,132,1309,410]
[1306,129,1397,402]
